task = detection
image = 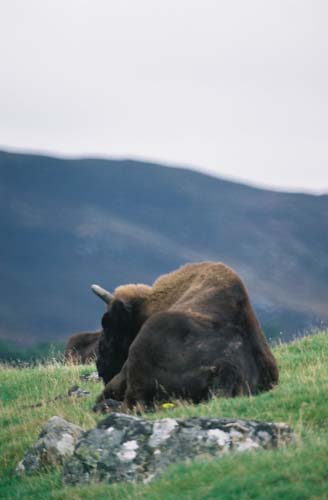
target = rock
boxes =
[63,413,295,485]
[93,398,125,413]
[67,385,90,397]
[16,416,84,475]
[80,372,101,382]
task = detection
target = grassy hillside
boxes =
[1,331,328,499]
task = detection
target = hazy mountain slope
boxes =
[0,150,327,347]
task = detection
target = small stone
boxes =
[93,398,123,413]
[80,372,101,382]
[67,385,90,397]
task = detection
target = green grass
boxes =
[1,331,328,499]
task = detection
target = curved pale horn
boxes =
[91,284,114,304]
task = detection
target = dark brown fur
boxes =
[64,331,101,364]
[96,262,278,407]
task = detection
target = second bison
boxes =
[65,331,101,364]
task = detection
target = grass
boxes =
[0,331,328,499]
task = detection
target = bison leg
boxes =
[96,362,128,403]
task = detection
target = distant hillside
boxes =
[0,150,327,350]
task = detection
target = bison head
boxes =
[91,284,139,385]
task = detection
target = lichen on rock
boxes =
[63,413,295,486]
[16,416,83,475]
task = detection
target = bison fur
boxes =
[93,262,278,408]
[64,331,101,364]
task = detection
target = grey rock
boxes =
[67,385,90,397]
[93,398,124,413]
[63,413,295,485]
[16,416,84,475]
[80,372,101,382]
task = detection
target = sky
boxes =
[0,0,327,193]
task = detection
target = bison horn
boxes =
[91,284,114,304]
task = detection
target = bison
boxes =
[91,262,278,409]
[64,331,101,364]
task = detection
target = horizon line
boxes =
[1,145,327,197]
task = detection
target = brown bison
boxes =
[64,331,101,364]
[92,262,278,408]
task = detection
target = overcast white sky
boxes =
[1,1,327,193]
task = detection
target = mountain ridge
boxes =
[3,148,327,196]
[0,150,327,348]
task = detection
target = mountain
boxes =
[0,150,327,350]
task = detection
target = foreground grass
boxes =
[0,331,328,499]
